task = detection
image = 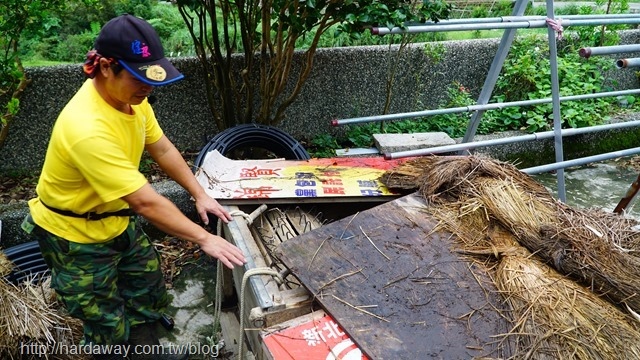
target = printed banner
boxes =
[195,150,408,203]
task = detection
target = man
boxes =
[21,14,246,360]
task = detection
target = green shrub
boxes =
[484,34,615,132]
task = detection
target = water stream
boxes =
[532,160,640,218]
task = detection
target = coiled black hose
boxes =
[193,124,310,171]
[4,241,49,284]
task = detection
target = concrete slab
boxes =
[373,132,456,154]
[158,260,226,359]
[335,147,379,157]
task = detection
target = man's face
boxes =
[106,66,154,107]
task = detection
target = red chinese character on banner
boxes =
[240,166,281,178]
[323,187,345,195]
[322,178,343,186]
[234,186,280,198]
[321,171,340,176]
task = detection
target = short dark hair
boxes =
[110,62,124,75]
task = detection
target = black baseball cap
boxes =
[94,14,184,86]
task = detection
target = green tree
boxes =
[173,0,451,131]
[0,0,69,150]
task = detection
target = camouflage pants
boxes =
[22,214,169,345]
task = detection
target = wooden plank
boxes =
[219,310,241,357]
[249,287,315,328]
[275,193,514,359]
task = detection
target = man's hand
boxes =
[146,136,233,225]
[200,234,247,269]
[194,194,233,225]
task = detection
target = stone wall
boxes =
[3,31,640,173]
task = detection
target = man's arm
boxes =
[122,183,245,269]
[145,135,232,224]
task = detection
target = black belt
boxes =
[40,200,135,220]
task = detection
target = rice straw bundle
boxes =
[476,178,559,243]
[414,155,552,205]
[0,268,84,359]
[438,216,640,359]
[0,252,13,278]
[496,246,640,360]
[383,154,640,357]
[379,155,443,190]
[517,205,640,314]
[403,155,640,311]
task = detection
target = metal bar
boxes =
[383,120,640,159]
[223,207,274,309]
[547,1,566,201]
[373,18,640,34]
[579,44,640,58]
[617,57,640,68]
[522,147,640,174]
[331,89,640,126]
[459,0,530,153]
[407,14,640,26]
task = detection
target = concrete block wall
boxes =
[3,30,640,173]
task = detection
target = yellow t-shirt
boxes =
[28,79,164,243]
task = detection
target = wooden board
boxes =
[275,193,514,359]
[195,150,412,205]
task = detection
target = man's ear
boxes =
[98,57,112,77]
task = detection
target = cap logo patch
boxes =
[144,65,167,81]
[131,40,151,58]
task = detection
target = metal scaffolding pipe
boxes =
[372,18,640,34]
[408,13,640,26]
[579,44,640,58]
[458,0,529,156]
[546,0,566,202]
[616,58,640,68]
[331,89,640,126]
[369,7,640,202]
[383,120,640,159]
[521,147,640,174]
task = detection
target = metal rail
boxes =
[332,89,640,126]
[373,17,640,34]
[334,2,640,202]
[384,120,640,159]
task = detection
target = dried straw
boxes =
[0,275,85,360]
[432,205,640,359]
[0,252,13,278]
[476,178,558,241]
[519,205,640,313]
[496,251,640,360]
[379,155,444,190]
[391,154,640,358]
[414,155,551,204]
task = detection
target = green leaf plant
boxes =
[172,0,452,131]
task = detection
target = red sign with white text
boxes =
[263,313,368,360]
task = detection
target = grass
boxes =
[23,60,72,67]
